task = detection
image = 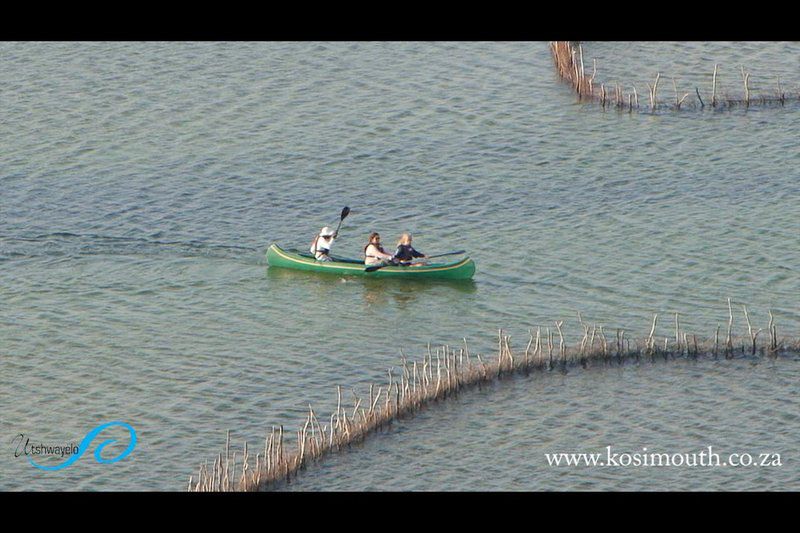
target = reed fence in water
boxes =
[550,41,800,111]
[189,300,798,492]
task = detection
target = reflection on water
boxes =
[266,264,478,311]
[363,276,478,309]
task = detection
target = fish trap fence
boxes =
[550,41,800,111]
[190,300,797,491]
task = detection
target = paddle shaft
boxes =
[422,250,466,260]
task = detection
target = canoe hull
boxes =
[266,244,475,280]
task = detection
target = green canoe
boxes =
[266,244,475,280]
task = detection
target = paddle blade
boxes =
[340,206,350,220]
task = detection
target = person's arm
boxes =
[412,247,425,258]
[367,244,393,260]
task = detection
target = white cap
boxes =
[320,226,335,237]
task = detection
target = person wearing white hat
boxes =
[309,226,337,261]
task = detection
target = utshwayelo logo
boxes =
[13,421,137,471]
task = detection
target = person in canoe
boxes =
[309,226,337,261]
[363,232,395,266]
[393,232,427,266]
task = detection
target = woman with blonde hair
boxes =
[363,232,395,266]
[393,232,426,266]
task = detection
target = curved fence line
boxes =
[189,300,798,491]
[550,41,800,111]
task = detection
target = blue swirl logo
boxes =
[28,421,137,471]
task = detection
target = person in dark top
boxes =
[393,232,426,266]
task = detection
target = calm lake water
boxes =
[1,42,798,491]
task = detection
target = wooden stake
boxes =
[712,64,718,107]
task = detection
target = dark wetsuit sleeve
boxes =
[394,245,423,261]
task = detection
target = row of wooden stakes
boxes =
[189,301,795,491]
[549,41,799,111]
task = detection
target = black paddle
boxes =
[364,250,466,272]
[333,206,350,236]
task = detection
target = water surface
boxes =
[1,42,798,490]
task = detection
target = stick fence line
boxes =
[190,301,798,491]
